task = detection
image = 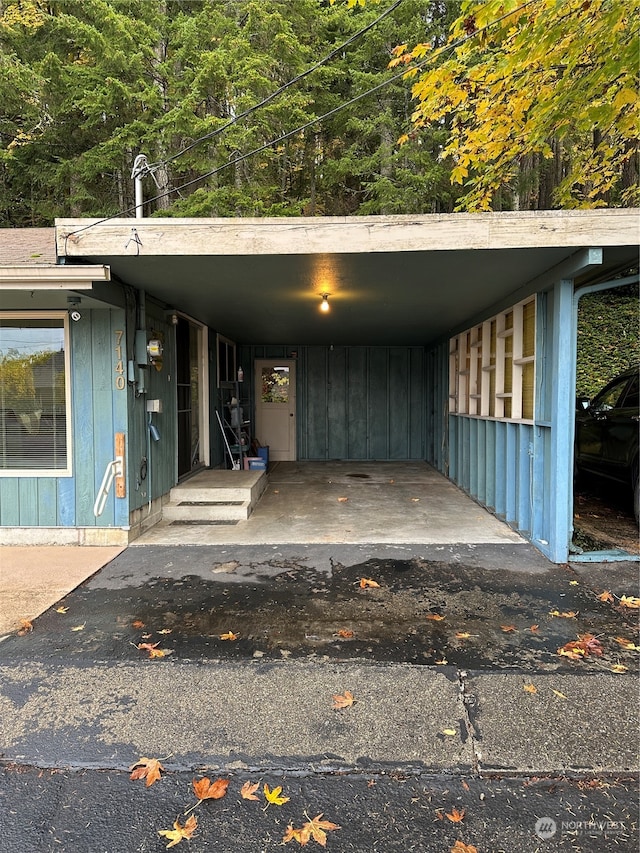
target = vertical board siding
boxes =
[448,414,534,537]
[240,345,425,461]
[0,308,133,529]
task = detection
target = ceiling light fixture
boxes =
[320,293,330,313]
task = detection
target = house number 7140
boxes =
[114,330,126,390]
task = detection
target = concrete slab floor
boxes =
[136,461,525,546]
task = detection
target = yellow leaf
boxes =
[359,577,380,589]
[614,637,640,651]
[426,613,445,621]
[569,580,579,586]
[597,591,614,603]
[549,610,578,618]
[610,664,628,673]
[619,595,640,609]
[551,688,567,699]
[55,606,69,614]
[71,623,86,631]
[442,728,457,736]
[455,631,471,639]
[523,683,537,694]
[158,814,197,848]
[263,783,290,807]
[220,631,239,640]
[397,133,410,145]
[17,619,33,635]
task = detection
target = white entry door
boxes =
[254,359,296,461]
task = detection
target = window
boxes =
[0,313,71,474]
[449,297,536,422]
[216,334,236,386]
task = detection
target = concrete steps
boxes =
[162,469,267,525]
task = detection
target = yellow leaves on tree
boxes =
[283,813,341,847]
[158,814,197,848]
[395,0,639,209]
[130,757,164,787]
[263,783,290,807]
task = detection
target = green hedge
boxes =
[576,284,639,399]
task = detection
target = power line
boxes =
[148,0,405,171]
[65,0,536,241]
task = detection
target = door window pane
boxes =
[261,367,289,403]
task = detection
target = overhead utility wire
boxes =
[148,0,405,170]
[66,0,535,240]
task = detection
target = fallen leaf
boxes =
[461,780,470,791]
[55,606,69,614]
[549,610,578,618]
[337,629,354,638]
[220,631,239,640]
[137,641,160,652]
[158,814,197,848]
[240,781,260,801]
[569,580,579,586]
[149,647,170,658]
[71,623,86,632]
[359,578,380,589]
[263,783,290,807]
[410,497,420,502]
[446,807,465,823]
[610,664,628,673]
[332,690,356,709]
[132,619,145,629]
[551,688,567,699]
[451,842,477,853]
[302,813,341,846]
[130,757,164,787]
[455,631,471,639]
[500,625,516,633]
[619,595,640,609]
[434,656,448,665]
[158,628,173,635]
[558,633,603,660]
[193,777,229,802]
[530,625,539,632]
[141,632,153,639]
[283,824,307,844]
[426,613,445,621]
[17,619,33,635]
[442,728,457,736]
[614,637,640,650]
[597,590,615,603]
[523,683,537,694]
[337,496,348,502]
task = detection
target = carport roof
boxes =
[55,210,639,346]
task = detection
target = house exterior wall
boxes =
[237,345,426,461]
[0,308,129,540]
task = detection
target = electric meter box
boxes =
[146,399,163,413]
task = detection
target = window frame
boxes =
[449,297,536,424]
[0,310,73,477]
[216,333,236,387]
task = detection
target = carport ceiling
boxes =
[56,212,639,346]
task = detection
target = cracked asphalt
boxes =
[0,543,638,852]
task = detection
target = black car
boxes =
[575,366,639,524]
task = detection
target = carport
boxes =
[4,209,638,562]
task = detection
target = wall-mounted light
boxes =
[67,295,82,322]
[320,293,330,313]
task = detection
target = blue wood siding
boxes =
[0,308,130,528]
[235,345,426,461]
